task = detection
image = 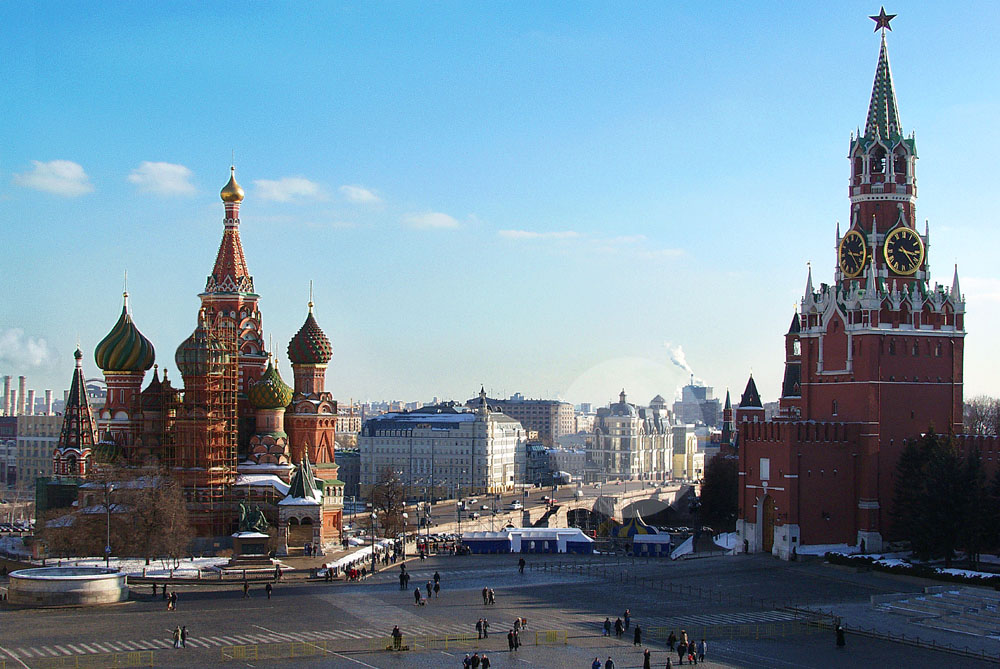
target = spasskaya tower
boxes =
[738,9,971,558]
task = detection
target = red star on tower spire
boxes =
[870,7,896,32]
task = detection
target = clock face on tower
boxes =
[883,226,925,275]
[838,229,868,278]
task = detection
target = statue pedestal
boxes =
[226,532,274,569]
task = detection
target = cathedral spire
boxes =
[864,28,902,140]
[53,348,98,477]
[951,264,961,300]
[205,167,254,295]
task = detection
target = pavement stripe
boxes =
[208,637,227,646]
[117,641,135,650]
[78,644,98,653]
[42,647,62,656]
[219,636,242,644]
[17,649,35,658]
[185,639,209,648]
[53,646,71,655]
[151,639,171,649]
[66,644,86,654]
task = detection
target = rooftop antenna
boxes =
[309,279,314,311]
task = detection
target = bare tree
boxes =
[964,395,1000,435]
[371,467,405,537]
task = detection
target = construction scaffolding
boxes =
[168,311,239,537]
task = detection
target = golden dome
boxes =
[220,166,245,203]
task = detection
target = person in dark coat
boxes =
[633,625,642,646]
[476,618,483,639]
[614,618,623,638]
[836,625,846,648]
[414,587,422,605]
[481,654,491,669]
[642,648,651,669]
[603,617,611,636]
[667,630,676,650]
[265,583,272,599]
[482,587,489,604]
[677,640,687,665]
[624,609,631,630]
[434,581,440,598]
[507,630,515,651]
[518,557,526,573]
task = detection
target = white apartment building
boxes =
[359,392,526,498]
[589,391,673,480]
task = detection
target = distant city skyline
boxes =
[3,3,999,407]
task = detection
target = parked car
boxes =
[510,501,523,510]
[480,504,490,511]
[469,512,480,519]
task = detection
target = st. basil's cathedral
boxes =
[47,168,343,554]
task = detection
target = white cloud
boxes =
[13,160,93,196]
[403,211,461,230]
[253,177,323,202]
[0,328,53,369]
[499,229,580,240]
[127,161,195,195]
[340,185,380,204]
[499,228,681,258]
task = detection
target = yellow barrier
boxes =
[221,640,330,662]
[534,630,567,645]
[648,620,823,643]
[29,652,154,669]
[367,636,411,651]
[419,634,479,650]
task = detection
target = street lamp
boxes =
[370,511,378,574]
[401,512,408,558]
[104,483,114,568]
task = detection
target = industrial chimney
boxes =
[26,389,35,416]
[44,390,53,416]
[2,376,10,415]
[17,376,26,415]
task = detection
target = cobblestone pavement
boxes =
[1,553,996,668]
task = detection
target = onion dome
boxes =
[93,438,123,465]
[175,310,226,377]
[248,357,293,409]
[95,293,155,373]
[220,166,245,203]
[287,302,332,365]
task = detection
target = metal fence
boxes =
[221,640,331,661]
[28,652,154,669]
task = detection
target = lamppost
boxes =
[104,483,114,568]
[370,511,378,574]
[401,512,408,558]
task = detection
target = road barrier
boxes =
[418,633,480,650]
[29,652,154,669]
[221,640,332,662]
[533,630,567,645]
[649,620,823,643]
[367,636,411,651]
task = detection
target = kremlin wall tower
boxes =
[45,168,344,554]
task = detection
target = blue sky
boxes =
[2,2,999,408]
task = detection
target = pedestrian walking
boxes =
[274,565,282,581]
[265,583,272,599]
[482,586,489,604]
[471,652,481,668]
[606,656,615,669]
[151,582,157,598]
[426,580,432,598]
[400,573,407,590]
[677,640,686,665]
[434,581,440,598]
[697,639,706,663]
[667,631,676,650]
[476,618,483,639]
[614,617,623,638]
[488,588,495,605]
[591,658,602,669]
[433,571,440,584]
[603,617,611,636]
[391,625,402,650]
[518,557,525,574]
[414,587,422,605]
[624,609,631,631]
[666,659,672,669]
[643,648,651,669]
[481,653,491,668]
[483,618,489,638]
[633,625,642,646]
[172,626,181,648]
[835,624,846,648]
[181,626,188,648]
[507,630,515,652]
[463,653,472,669]
[242,581,250,598]
[513,617,521,633]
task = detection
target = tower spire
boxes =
[864,18,902,140]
